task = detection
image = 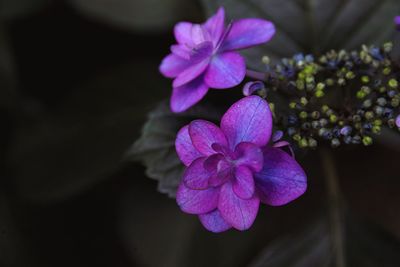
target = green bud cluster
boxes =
[261,43,400,149]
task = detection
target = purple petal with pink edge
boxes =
[159,53,190,78]
[190,41,213,63]
[175,125,202,166]
[204,51,245,89]
[189,120,228,155]
[170,44,191,60]
[203,153,225,172]
[233,166,255,199]
[199,209,232,233]
[204,7,225,46]
[242,81,265,96]
[204,155,232,187]
[191,24,211,45]
[221,95,273,149]
[183,157,211,190]
[255,147,307,206]
[173,58,210,88]
[234,142,263,172]
[218,182,260,230]
[272,131,284,142]
[174,22,193,46]
[396,114,400,127]
[170,77,208,113]
[221,19,275,51]
[209,167,232,187]
[211,143,233,158]
[176,183,219,214]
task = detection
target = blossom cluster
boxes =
[157,7,400,232]
[158,7,308,232]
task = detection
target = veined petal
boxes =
[159,53,191,78]
[171,44,191,60]
[234,142,263,172]
[189,120,228,155]
[218,182,259,231]
[221,96,273,149]
[204,7,225,46]
[190,41,213,63]
[204,51,245,89]
[204,154,232,187]
[173,58,210,88]
[233,166,255,199]
[170,77,208,113]
[174,22,193,46]
[255,147,307,206]
[175,125,202,166]
[199,209,231,233]
[221,19,275,51]
[183,157,211,189]
[191,24,211,45]
[203,153,225,172]
[176,183,219,214]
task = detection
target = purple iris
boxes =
[160,7,275,113]
[175,96,307,232]
[395,16,400,30]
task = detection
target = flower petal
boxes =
[242,81,265,96]
[204,51,245,89]
[189,41,214,63]
[159,53,190,78]
[189,120,228,155]
[183,157,211,189]
[191,24,211,45]
[233,166,255,199]
[204,154,232,187]
[175,125,202,166]
[255,147,307,206]
[199,209,232,233]
[221,19,275,51]
[218,182,259,230]
[174,22,193,46]
[173,58,210,88]
[170,44,191,60]
[234,142,263,172]
[203,153,224,171]
[204,7,225,46]
[221,95,273,149]
[170,77,208,113]
[176,183,219,214]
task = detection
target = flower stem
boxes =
[246,69,267,81]
[320,148,346,267]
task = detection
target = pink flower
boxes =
[160,7,275,113]
[175,96,307,232]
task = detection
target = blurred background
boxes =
[1,0,400,266]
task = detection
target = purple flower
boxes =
[175,96,307,232]
[395,16,400,30]
[160,7,275,113]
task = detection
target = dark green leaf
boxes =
[249,215,400,267]
[9,61,163,202]
[128,101,222,197]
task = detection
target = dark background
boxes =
[1,1,400,266]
